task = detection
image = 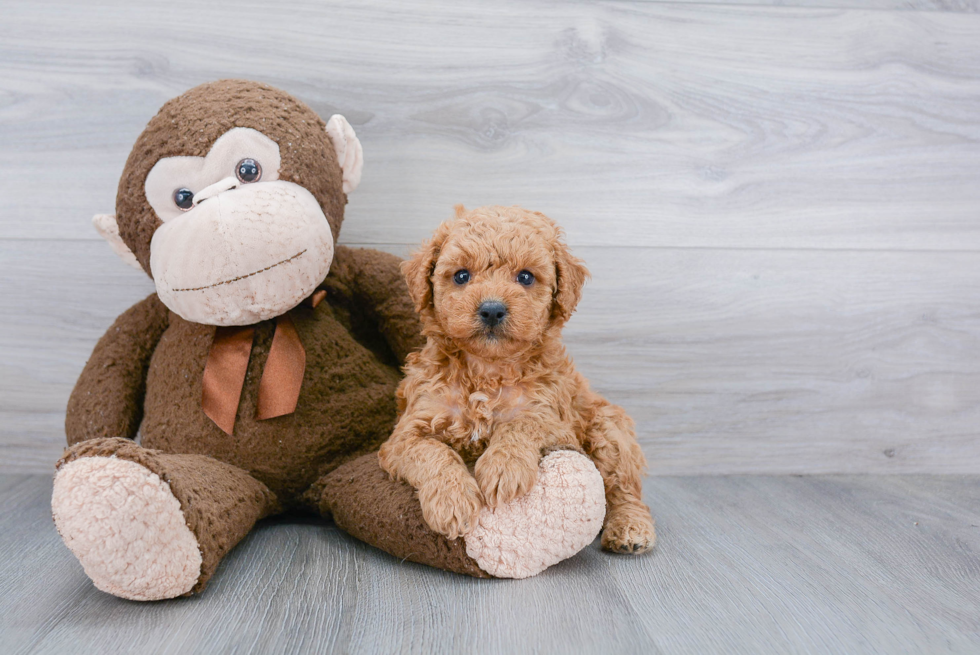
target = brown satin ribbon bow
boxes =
[201,290,326,435]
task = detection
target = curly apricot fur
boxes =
[379,206,655,553]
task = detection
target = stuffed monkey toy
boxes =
[53,80,605,600]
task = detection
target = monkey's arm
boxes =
[336,245,425,364]
[65,294,170,446]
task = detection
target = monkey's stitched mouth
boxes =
[172,249,307,292]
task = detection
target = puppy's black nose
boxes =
[478,300,508,328]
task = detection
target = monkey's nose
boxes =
[193,176,240,206]
[478,300,508,328]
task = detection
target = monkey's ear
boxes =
[325,115,363,194]
[92,214,143,271]
[551,238,590,326]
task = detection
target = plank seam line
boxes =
[4,238,980,255]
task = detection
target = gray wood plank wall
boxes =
[1,0,978,474]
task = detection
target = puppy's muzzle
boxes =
[478,300,508,328]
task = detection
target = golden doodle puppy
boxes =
[379,205,656,554]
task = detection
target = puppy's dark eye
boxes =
[517,270,535,286]
[173,188,194,210]
[236,158,262,183]
[453,269,471,285]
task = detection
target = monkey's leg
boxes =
[52,438,278,600]
[584,406,657,554]
[313,449,605,579]
[312,452,490,578]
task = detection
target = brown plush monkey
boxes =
[53,81,604,600]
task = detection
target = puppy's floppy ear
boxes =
[402,220,451,317]
[551,236,590,326]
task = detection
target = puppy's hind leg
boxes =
[584,405,657,554]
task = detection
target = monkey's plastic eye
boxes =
[236,158,262,183]
[517,270,535,286]
[453,269,471,285]
[173,188,194,210]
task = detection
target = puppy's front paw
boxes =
[602,506,657,555]
[418,474,483,540]
[475,446,539,507]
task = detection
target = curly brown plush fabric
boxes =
[65,248,419,506]
[318,453,490,578]
[65,294,170,443]
[135,246,414,505]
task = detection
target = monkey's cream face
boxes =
[144,128,334,326]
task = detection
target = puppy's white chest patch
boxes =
[465,387,527,443]
[437,384,529,449]
[468,391,494,444]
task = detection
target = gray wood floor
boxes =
[2,473,978,654]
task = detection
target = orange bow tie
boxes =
[201,291,325,435]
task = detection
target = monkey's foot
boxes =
[52,456,202,601]
[464,450,606,578]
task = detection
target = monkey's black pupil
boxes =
[173,188,194,210]
[453,270,470,285]
[236,158,261,183]
[517,270,534,286]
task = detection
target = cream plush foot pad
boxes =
[52,456,202,601]
[465,450,606,579]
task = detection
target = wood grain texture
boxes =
[3,240,978,474]
[1,1,979,250]
[1,0,979,474]
[2,473,978,654]
[644,0,980,12]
